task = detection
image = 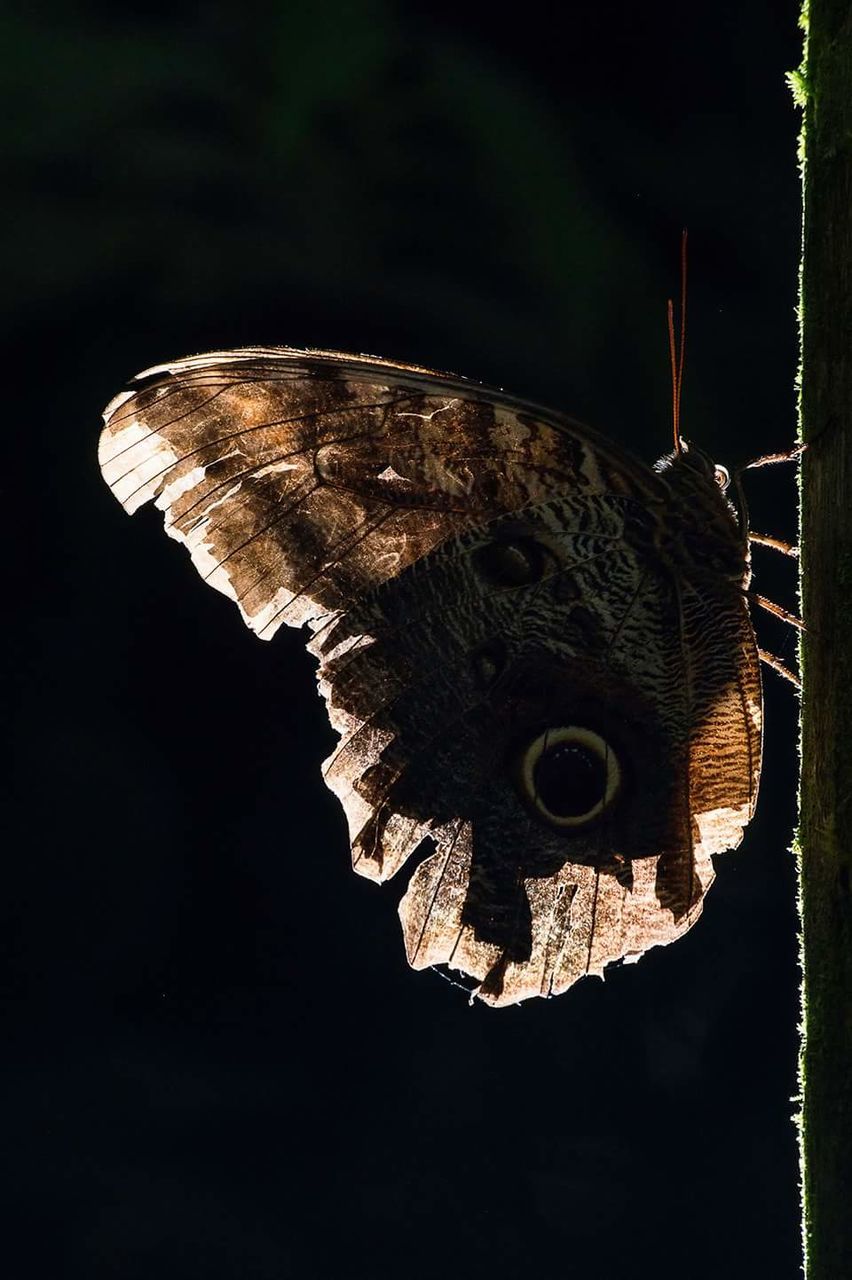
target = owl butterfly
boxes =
[99,346,762,1007]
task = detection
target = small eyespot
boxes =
[714,464,730,491]
[474,537,546,587]
[471,638,508,689]
[517,727,621,829]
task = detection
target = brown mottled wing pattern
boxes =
[100,348,656,637]
[99,347,762,1006]
[312,488,761,1006]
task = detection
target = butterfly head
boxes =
[681,440,731,492]
[651,440,749,591]
[658,439,731,492]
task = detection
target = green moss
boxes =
[787,67,810,108]
[794,0,852,1273]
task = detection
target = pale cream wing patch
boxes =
[399,824,715,1008]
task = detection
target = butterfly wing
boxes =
[313,491,761,1005]
[99,347,662,637]
[99,347,761,1005]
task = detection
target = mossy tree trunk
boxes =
[798,1,852,1273]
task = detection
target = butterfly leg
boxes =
[750,592,805,631]
[758,648,802,689]
[731,445,803,550]
[732,458,802,690]
[740,442,807,471]
[750,593,804,689]
[749,531,799,558]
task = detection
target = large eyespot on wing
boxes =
[98,347,664,640]
[515,726,622,829]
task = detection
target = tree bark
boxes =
[798,1,852,1273]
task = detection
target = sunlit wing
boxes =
[99,347,662,638]
[99,347,761,1007]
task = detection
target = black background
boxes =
[6,3,803,1277]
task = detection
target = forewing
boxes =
[99,347,661,638]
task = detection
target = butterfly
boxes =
[99,345,765,1006]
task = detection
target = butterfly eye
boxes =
[714,464,730,490]
[517,727,621,829]
[475,536,546,587]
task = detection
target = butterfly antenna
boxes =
[667,228,688,455]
